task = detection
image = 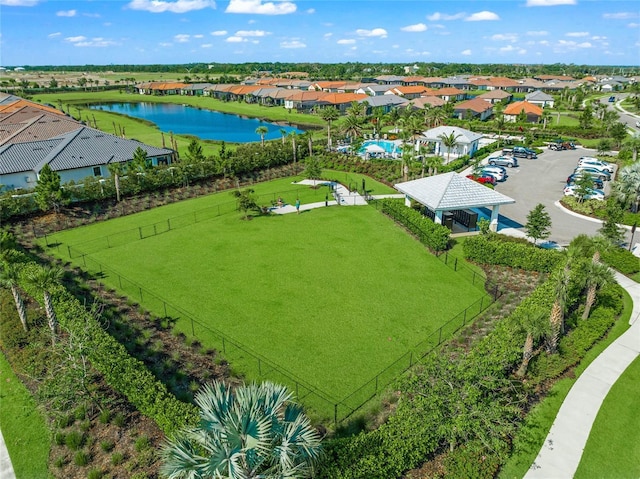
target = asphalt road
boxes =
[488,146,633,246]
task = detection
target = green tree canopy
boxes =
[34,164,69,213]
[525,203,552,244]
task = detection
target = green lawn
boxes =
[42,180,486,419]
[499,290,633,478]
[0,352,50,479]
[575,353,640,478]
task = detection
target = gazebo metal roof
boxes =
[394,172,515,211]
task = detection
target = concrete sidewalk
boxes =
[0,428,16,479]
[525,272,640,478]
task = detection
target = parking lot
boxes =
[483,146,621,246]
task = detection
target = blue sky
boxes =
[1,0,639,67]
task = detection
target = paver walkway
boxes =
[524,272,640,478]
[0,428,15,479]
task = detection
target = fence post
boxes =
[194,211,197,223]
[375,375,378,393]
[82,255,86,267]
[410,351,413,367]
[479,296,484,311]
[44,234,48,246]
[67,245,72,258]
[167,218,171,231]
[494,285,499,301]
[138,227,142,239]
[258,359,262,376]
[118,274,122,289]
[438,326,442,344]
[154,224,157,236]
[445,252,448,264]
[463,308,467,325]
[334,404,338,429]
[107,235,111,248]
[454,258,458,271]
[163,302,167,317]
[191,317,195,336]
[139,287,143,302]
[222,337,226,353]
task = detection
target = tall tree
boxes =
[107,161,126,202]
[34,164,69,214]
[25,265,63,345]
[547,266,570,353]
[160,381,322,479]
[320,106,340,148]
[525,203,552,245]
[581,262,614,320]
[438,131,462,163]
[231,188,259,220]
[599,199,626,244]
[612,161,640,213]
[255,125,269,147]
[515,308,550,377]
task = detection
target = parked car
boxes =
[573,166,611,181]
[608,96,616,103]
[566,173,604,190]
[480,166,507,182]
[563,185,606,201]
[577,158,614,174]
[503,146,537,159]
[487,156,518,167]
[466,174,496,186]
[548,139,576,151]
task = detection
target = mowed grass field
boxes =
[43,178,486,417]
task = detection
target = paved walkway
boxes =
[0,428,15,479]
[524,272,640,478]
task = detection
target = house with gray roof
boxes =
[525,90,555,108]
[180,83,214,96]
[419,126,484,161]
[355,84,391,96]
[395,172,515,232]
[0,126,175,191]
[357,94,408,113]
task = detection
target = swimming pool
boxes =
[359,139,403,156]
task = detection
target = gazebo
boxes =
[394,172,515,232]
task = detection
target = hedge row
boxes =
[379,198,450,252]
[19,261,199,435]
[462,234,563,272]
[602,247,640,275]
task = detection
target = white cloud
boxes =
[603,12,638,19]
[556,39,593,49]
[0,0,39,5]
[323,33,332,38]
[174,34,190,42]
[526,0,576,6]
[72,37,119,47]
[57,9,76,17]
[566,31,589,37]
[235,30,269,37]
[226,36,245,42]
[591,35,607,40]
[629,23,640,28]
[491,33,518,42]
[306,8,314,14]
[64,35,87,43]
[465,11,500,21]
[526,30,548,36]
[193,34,204,38]
[159,42,172,47]
[225,0,296,15]
[48,32,61,38]
[280,40,305,48]
[83,13,101,18]
[500,45,516,52]
[539,40,550,46]
[210,30,227,35]
[127,0,215,13]
[337,39,356,45]
[461,49,472,55]
[355,28,387,38]
[427,12,465,21]
[401,23,427,32]
[201,43,212,48]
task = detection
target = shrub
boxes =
[113,412,126,428]
[380,198,450,252]
[54,456,66,468]
[134,434,151,452]
[87,468,103,479]
[100,440,114,452]
[74,451,89,467]
[98,409,111,424]
[601,247,640,275]
[65,430,85,451]
[463,234,563,272]
[54,431,66,446]
[111,452,124,466]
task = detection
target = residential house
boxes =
[419,126,483,161]
[0,126,175,191]
[316,93,369,113]
[475,90,512,104]
[441,77,472,90]
[136,82,187,95]
[355,84,390,96]
[284,91,328,112]
[180,83,213,96]
[375,75,405,85]
[525,90,555,108]
[203,84,236,99]
[453,98,493,121]
[407,96,446,109]
[358,95,408,114]
[386,85,430,99]
[430,87,466,102]
[0,112,83,146]
[309,81,349,92]
[503,101,543,123]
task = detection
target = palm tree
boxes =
[425,106,447,128]
[25,265,63,345]
[160,381,322,479]
[624,134,640,163]
[319,106,339,148]
[341,113,363,141]
[0,260,29,332]
[582,262,614,320]
[107,162,126,202]
[289,131,298,163]
[438,131,462,164]
[279,128,287,145]
[515,308,550,378]
[255,125,269,147]
[546,267,570,354]
[612,161,640,213]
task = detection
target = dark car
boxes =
[504,146,537,159]
[566,173,604,190]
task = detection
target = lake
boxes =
[89,102,304,143]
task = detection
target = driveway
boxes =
[488,146,631,246]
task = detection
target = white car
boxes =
[563,185,605,201]
[480,166,507,181]
[577,158,614,173]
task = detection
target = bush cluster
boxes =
[462,234,563,272]
[18,261,199,435]
[601,247,640,275]
[379,198,450,252]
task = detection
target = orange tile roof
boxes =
[0,99,63,115]
[489,77,520,87]
[312,81,348,90]
[410,96,446,108]
[536,74,575,81]
[319,93,368,104]
[503,101,543,116]
[285,91,328,102]
[432,87,464,97]
[228,85,263,95]
[392,85,430,95]
[454,98,493,113]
